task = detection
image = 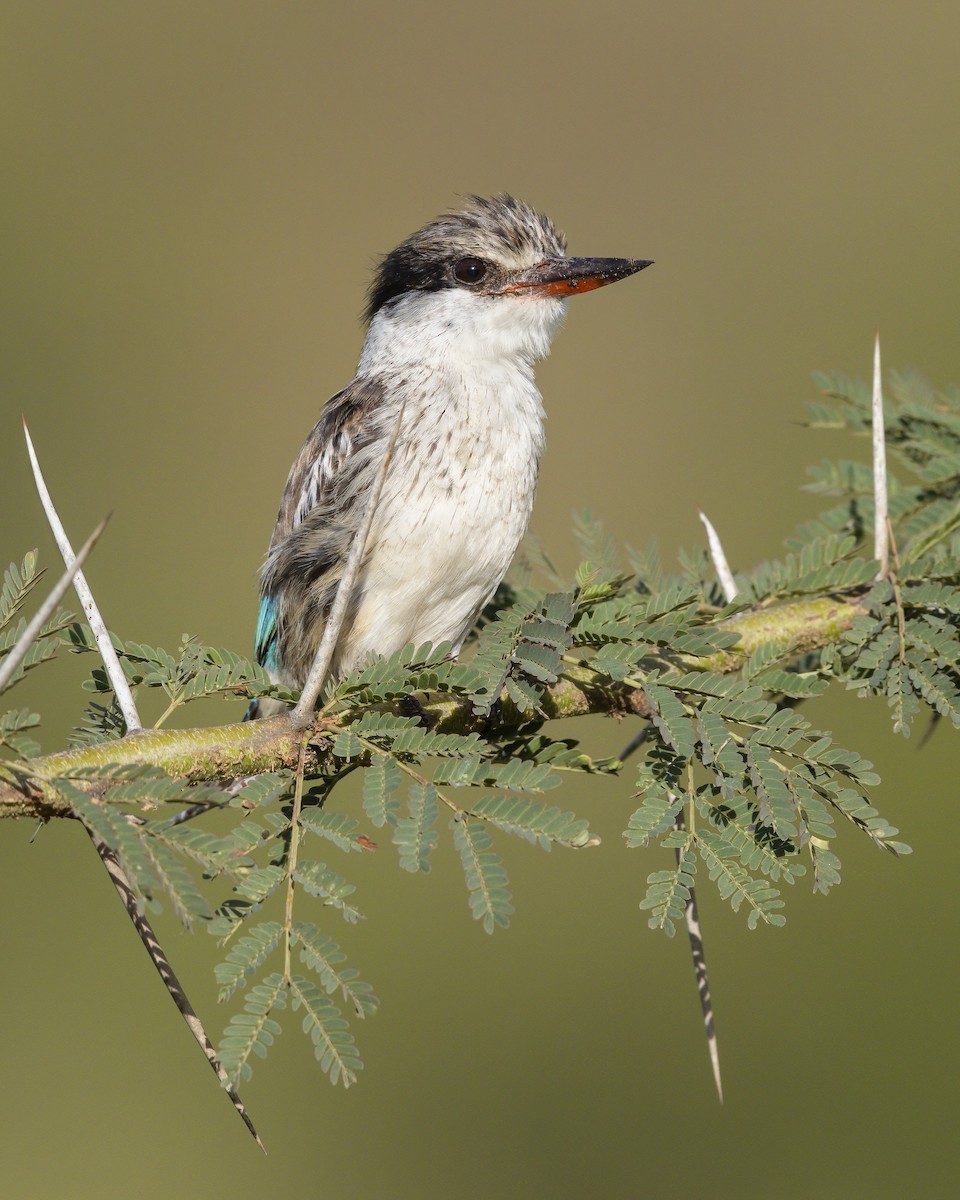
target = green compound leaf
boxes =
[886,661,921,736]
[468,794,596,850]
[745,740,799,842]
[639,841,696,937]
[58,781,160,907]
[234,864,286,905]
[289,973,363,1088]
[218,973,286,1085]
[215,922,284,1003]
[695,829,786,929]
[292,921,379,1017]
[452,817,513,934]
[752,668,829,698]
[696,709,746,786]
[624,791,685,849]
[810,841,843,895]
[299,810,372,854]
[0,706,41,758]
[227,772,291,810]
[697,797,806,884]
[643,681,697,760]
[293,862,364,923]
[349,710,489,758]
[432,755,561,792]
[392,783,439,873]
[140,835,215,929]
[906,654,960,726]
[0,551,42,632]
[362,753,401,827]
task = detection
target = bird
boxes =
[250,194,651,716]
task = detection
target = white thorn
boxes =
[872,331,889,579]
[698,509,738,603]
[23,420,142,732]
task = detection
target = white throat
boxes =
[358,288,568,378]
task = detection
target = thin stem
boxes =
[283,733,310,981]
[686,761,697,836]
[153,695,182,729]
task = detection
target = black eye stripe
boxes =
[453,257,488,285]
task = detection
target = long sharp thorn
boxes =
[872,331,890,580]
[698,509,738,604]
[0,516,109,694]
[681,866,723,1103]
[674,807,723,1102]
[23,419,142,732]
[688,509,734,1099]
[85,828,266,1151]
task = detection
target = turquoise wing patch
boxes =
[255,593,279,673]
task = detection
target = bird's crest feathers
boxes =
[365,194,567,323]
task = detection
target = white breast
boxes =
[337,287,562,672]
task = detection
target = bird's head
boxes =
[360,195,652,368]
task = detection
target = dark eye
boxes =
[453,257,488,285]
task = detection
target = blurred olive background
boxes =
[2,3,957,1197]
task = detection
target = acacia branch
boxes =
[0,592,867,820]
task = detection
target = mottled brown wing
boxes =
[256,377,386,680]
[268,377,385,551]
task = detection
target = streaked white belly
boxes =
[338,365,544,673]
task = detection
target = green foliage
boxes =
[695,830,787,929]
[218,974,286,1085]
[69,697,127,747]
[466,591,576,714]
[0,551,74,699]
[467,794,595,850]
[299,809,371,854]
[292,922,378,1017]
[0,707,41,758]
[362,752,401,826]
[292,861,364,923]
[63,626,287,719]
[216,922,284,1002]
[738,533,877,603]
[640,839,696,936]
[288,974,362,1088]
[392,783,439,872]
[624,788,684,849]
[452,816,514,933]
[3,364,960,1104]
[0,551,43,631]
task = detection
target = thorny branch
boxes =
[0,590,869,820]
